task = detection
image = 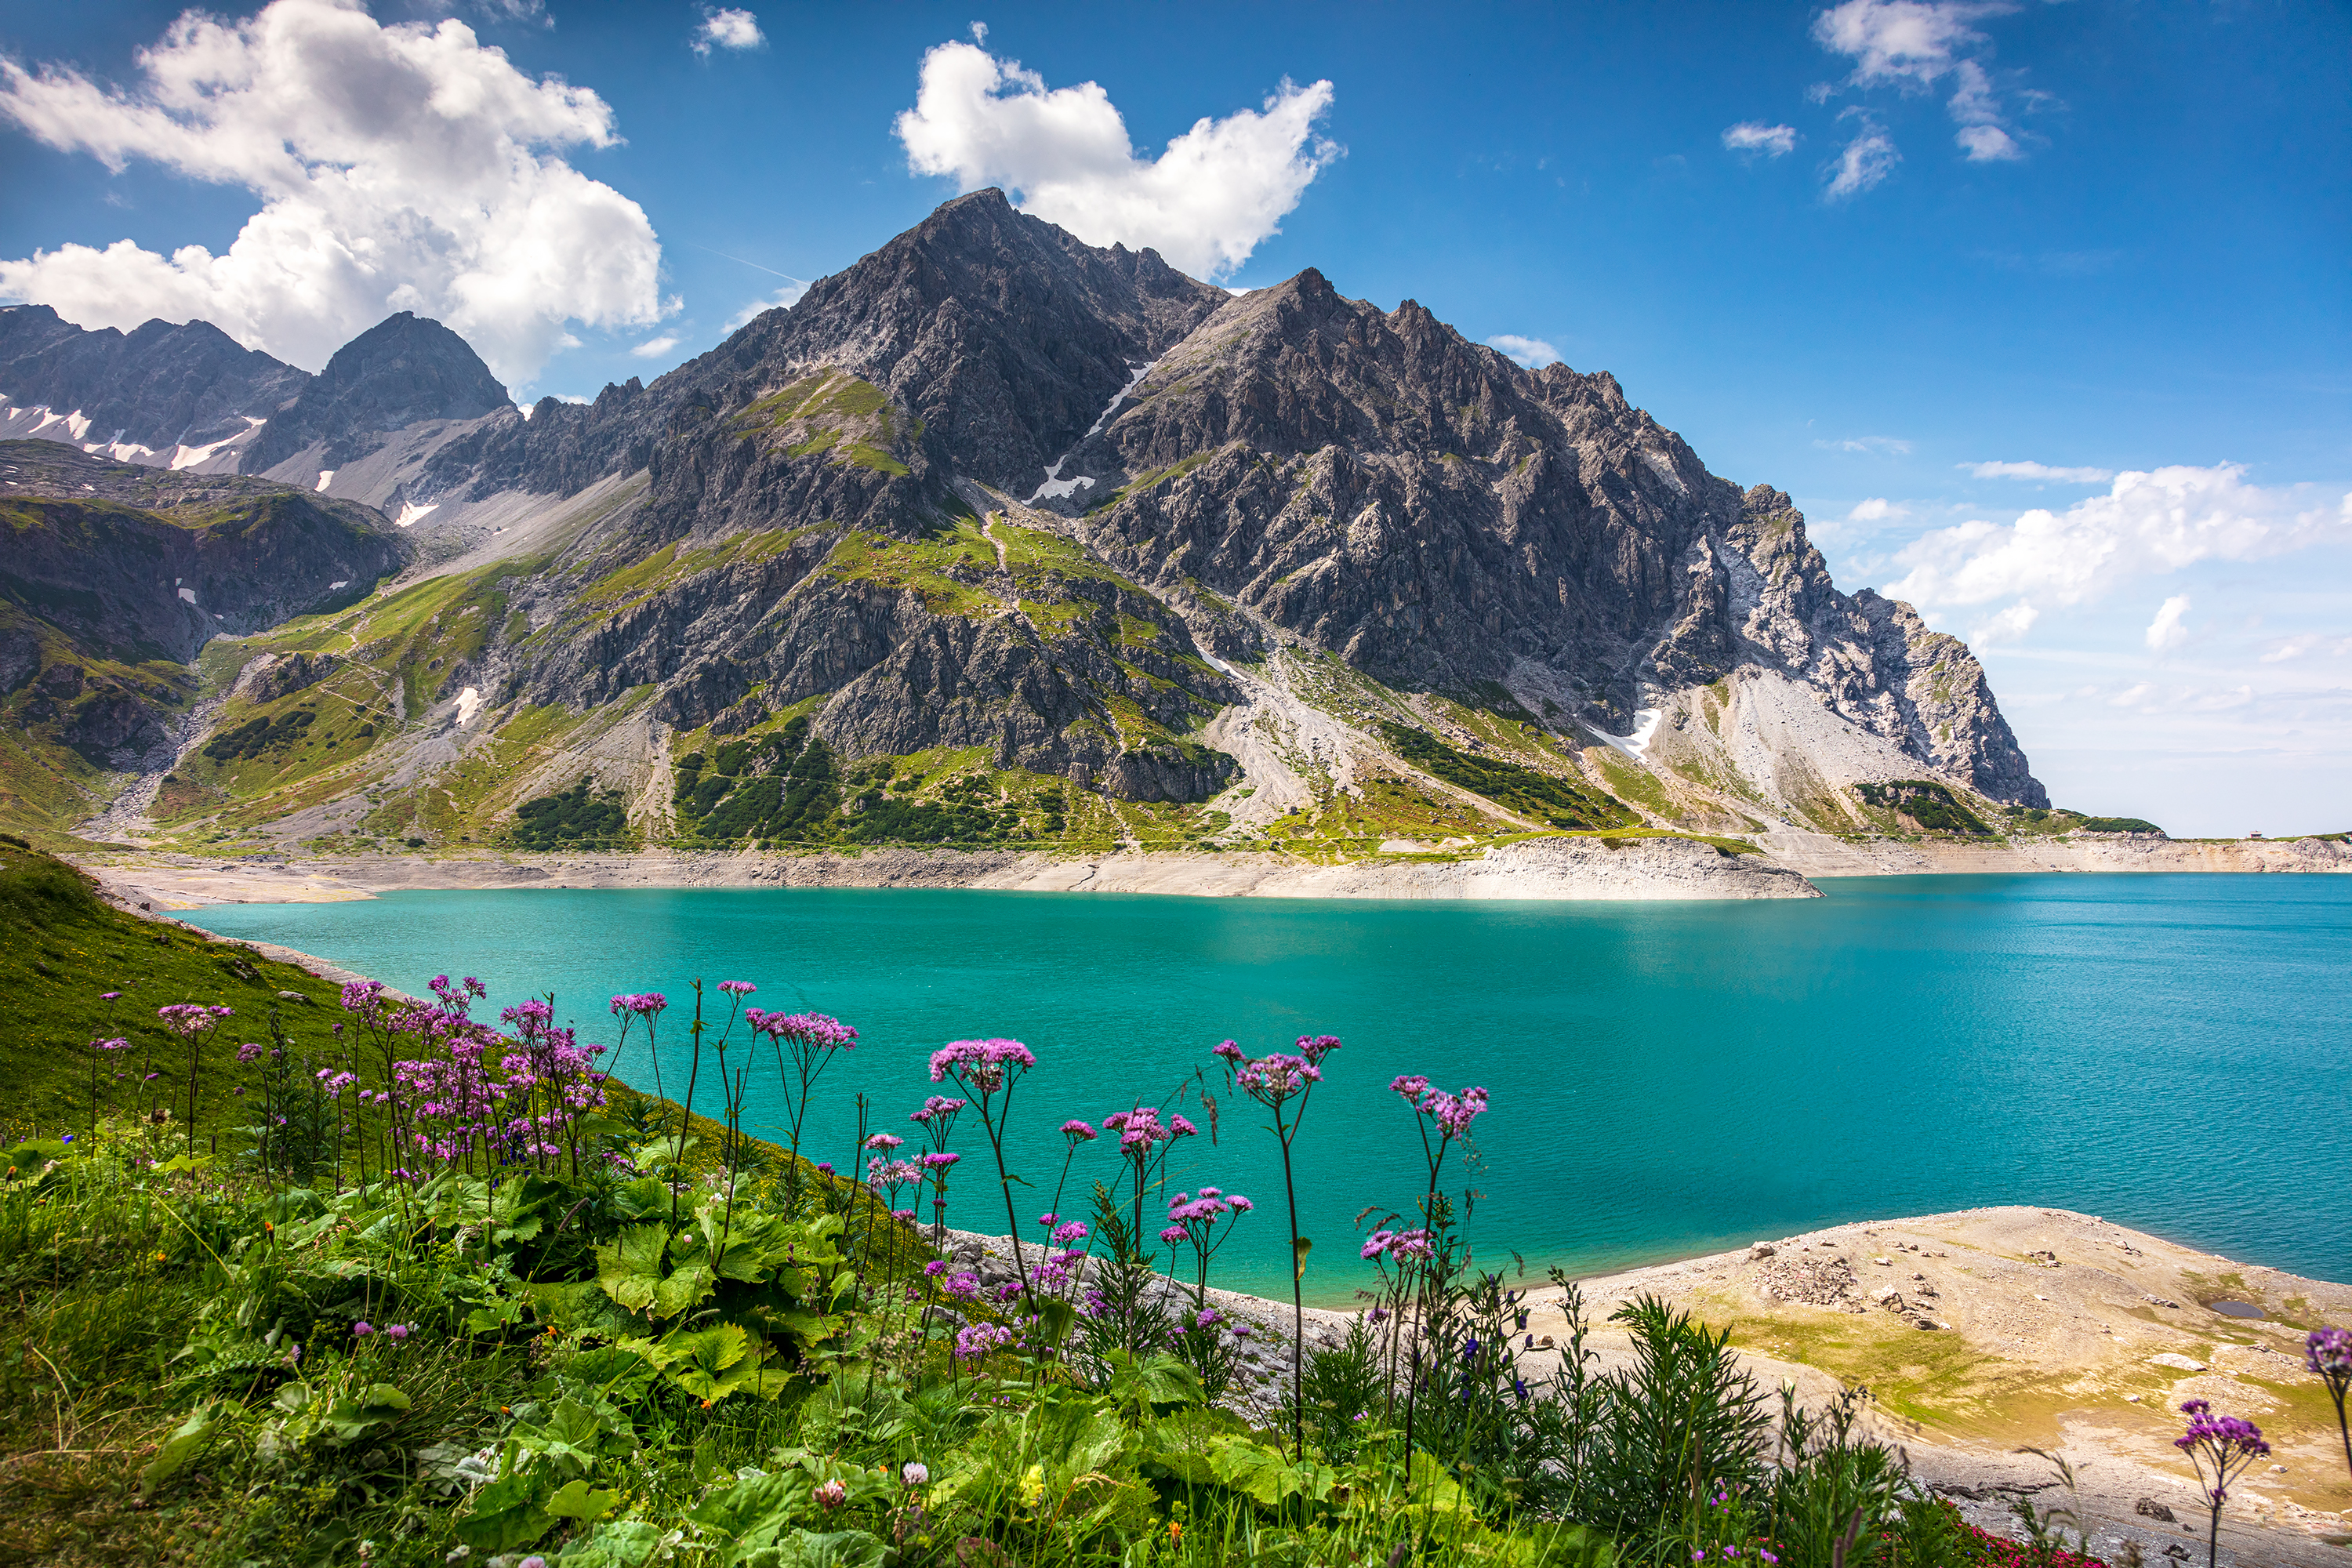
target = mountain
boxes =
[0,304,306,467]
[244,311,514,480]
[0,190,2054,855]
[0,441,408,827]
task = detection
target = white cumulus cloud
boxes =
[1887,463,2352,612]
[693,8,764,56]
[1972,601,2040,645]
[0,0,666,385]
[630,335,680,359]
[1968,459,2115,483]
[1812,0,2002,86]
[1847,497,1907,521]
[2144,593,2192,654]
[893,39,1339,281]
[1824,122,1900,199]
[1486,333,1559,368]
[1722,122,1798,157]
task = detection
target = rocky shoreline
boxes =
[68,829,2352,913]
[74,835,1820,909]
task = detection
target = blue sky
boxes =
[2,1,2347,833]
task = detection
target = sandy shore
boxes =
[1763,829,2352,877]
[68,829,2350,913]
[1519,1207,2352,1566]
[73,835,1817,909]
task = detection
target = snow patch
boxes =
[176,586,198,604]
[170,418,264,470]
[327,580,349,590]
[454,687,482,725]
[1029,358,1157,503]
[395,500,439,528]
[315,470,336,491]
[1599,708,1663,761]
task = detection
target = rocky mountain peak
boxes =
[0,303,308,455]
[245,311,511,473]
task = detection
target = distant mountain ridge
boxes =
[0,191,2055,857]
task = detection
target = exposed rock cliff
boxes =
[0,303,304,461]
[3,191,2050,854]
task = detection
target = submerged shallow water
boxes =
[187,874,2350,1299]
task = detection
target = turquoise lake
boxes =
[184,874,2351,1301]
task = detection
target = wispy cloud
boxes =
[2259,633,2352,664]
[1968,459,2115,483]
[1824,118,1900,199]
[2144,593,2192,653]
[723,279,808,332]
[1972,601,2041,645]
[1815,434,1913,455]
[1486,333,1559,368]
[1722,122,1798,157]
[1889,463,2352,612]
[629,335,681,359]
[1809,0,2038,168]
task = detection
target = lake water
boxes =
[186,874,2351,1300]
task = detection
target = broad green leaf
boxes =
[652,1260,716,1319]
[608,1176,675,1223]
[594,1224,670,1314]
[321,1383,412,1443]
[651,1320,750,1374]
[556,1519,665,1567]
[688,1472,808,1544]
[457,1467,556,1552]
[138,1401,220,1494]
[546,1478,622,1522]
[562,1345,659,1403]
[738,1529,889,1568]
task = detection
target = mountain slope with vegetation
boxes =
[4,191,2076,863]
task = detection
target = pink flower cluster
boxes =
[909,1094,967,1127]
[953,1321,1015,1359]
[1392,1075,1489,1138]
[1361,1227,1436,1261]
[1103,1105,1195,1152]
[749,1009,858,1048]
[158,1003,233,1036]
[928,1036,1034,1090]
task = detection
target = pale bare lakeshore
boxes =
[66,827,2352,911]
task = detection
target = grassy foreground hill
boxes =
[2,840,2096,1567]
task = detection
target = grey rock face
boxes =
[1719,486,2045,805]
[9,189,2046,820]
[0,303,307,452]
[245,312,511,474]
[0,440,409,662]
